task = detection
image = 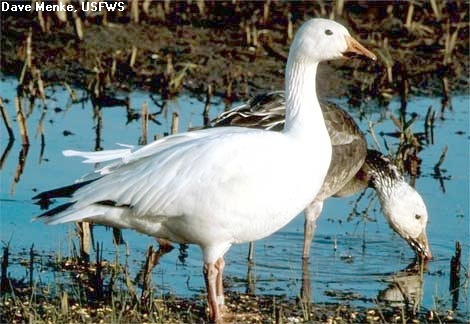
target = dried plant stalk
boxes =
[287,12,293,42]
[405,2,414,29]
[15,97,29,146]
[130,46,137,68]
[0,98,14,141]
[76,221,92,261]
[203,84,212,127]
[140,102,148,145]
[171,112,179,135]
[131,0,139,23]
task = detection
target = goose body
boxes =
[213,91,431,261]
[45,128,323,248]
[34,19,376,321]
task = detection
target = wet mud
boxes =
[2,1,468,104]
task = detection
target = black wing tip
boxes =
[36,202,75,218]
[32,178,98,201]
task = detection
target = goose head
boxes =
[380,181,432,261]
[289,18,376,63]
[365,151,432,261]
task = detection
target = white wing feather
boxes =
[48,125,328,251]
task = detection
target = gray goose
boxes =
[212,91,432,263]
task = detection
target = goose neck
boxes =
[283,58,323,136]
[365,150,405,199]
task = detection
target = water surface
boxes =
[0,77,468,317]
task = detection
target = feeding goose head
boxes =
[380,181,432,261]
[365,151,432,261]
[289,18,376,62]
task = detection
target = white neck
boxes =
[283,56,326,139]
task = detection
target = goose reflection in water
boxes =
[378,261,427,314]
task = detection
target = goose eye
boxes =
[415,214,421,220]
[325,29,333,36]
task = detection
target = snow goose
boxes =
[33,19,376,321]
[213,91,432,263]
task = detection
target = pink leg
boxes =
[301,255,311,301]
[303,201,323,259]
[204,262,220,321]
[215,257,225,307]
[301,201,322,303]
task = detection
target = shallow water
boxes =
[0,77,469,317]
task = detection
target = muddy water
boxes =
[0,77,468,316]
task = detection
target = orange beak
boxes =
[416,231,433,261]
[344,36,376,61]
[409,231,432,261]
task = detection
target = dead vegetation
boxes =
[2,1,468,105]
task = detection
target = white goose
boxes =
[212,92,432,263]
[34,19,375,321]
